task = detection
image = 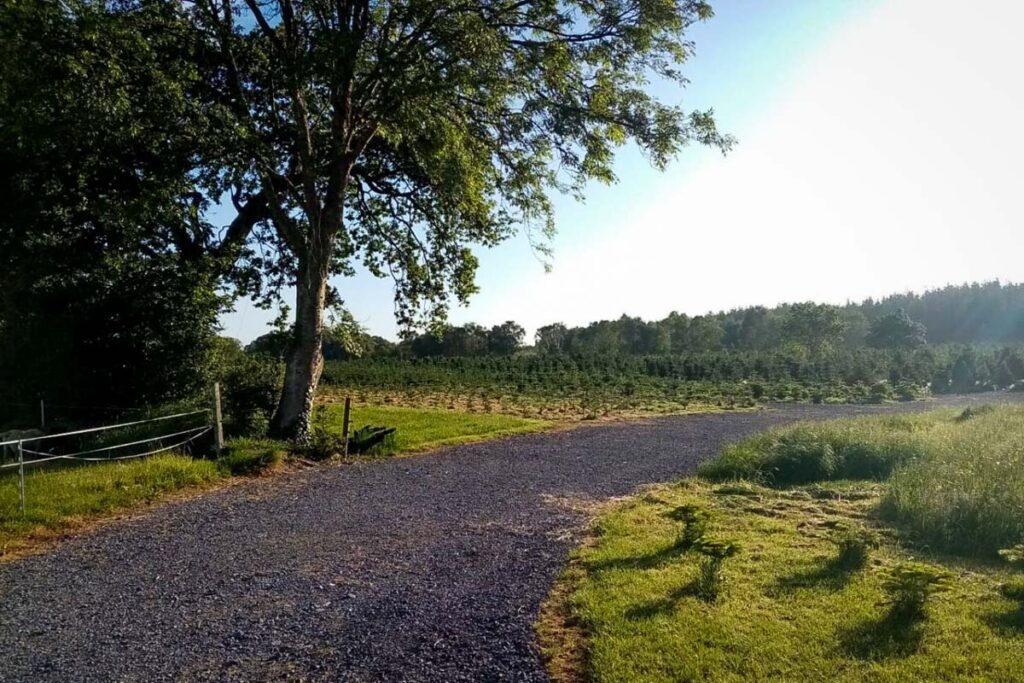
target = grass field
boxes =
[321,401,553,454]
[0,454,225,557]
[544,405,1024,682]
[0,404,551,557]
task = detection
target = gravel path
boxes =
[0,397,1015,682]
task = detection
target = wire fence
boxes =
[1,396,222,518]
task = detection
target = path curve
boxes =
[0,398,1012,681]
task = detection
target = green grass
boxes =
[698,405,1024,558]
[321,402,553,455]
[549,479,1024,683]
[0,454,224,555]
[546,405,1024,681]
[1,405,549,555]
[882,406,1024,557]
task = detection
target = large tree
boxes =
[7,1,730,439]
[0,1,228,419]
[179,0,732,439]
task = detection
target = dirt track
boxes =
[0,397,1013,682]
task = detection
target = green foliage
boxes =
[699,417,930,485]
[216,345,284,437]
[780,303,847,355]
[832,525,877,571]
[880,563,951,622]
[882,406,1024,557]
[866,309,927,349]
[693,543,738,604]
[300,405,349,461]
[217,439,287,476]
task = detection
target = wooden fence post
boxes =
[39,399,45,430]
[213,382,224,455]
[17,440,26,518]
[342,396,351,459]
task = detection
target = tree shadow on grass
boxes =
[984,603,1024,636]
[587,539,692,573]
[624,580,702,620]
[772,556,860,595]
[839,609,925,660]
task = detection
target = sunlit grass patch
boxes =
[549,480,1024,683]
[0,454,224,555]
[320,402,553,455]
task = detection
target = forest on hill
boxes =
[252,280,1024,359]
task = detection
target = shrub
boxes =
[667,503,711,548]
[219,353,284,437]
[880,563,951,622]
[300,405,348,460]
[693,539,740,603]
[217,439,287,475]
[832,525,877,571]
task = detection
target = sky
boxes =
[220,0,1024,344]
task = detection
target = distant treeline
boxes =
[251,281,1024,359]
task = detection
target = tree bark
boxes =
[269,251,329,441]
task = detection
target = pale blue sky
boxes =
[222,0,1024,343]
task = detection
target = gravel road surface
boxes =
[0,397,1014,681]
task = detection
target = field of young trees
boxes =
[311,282,1024,419]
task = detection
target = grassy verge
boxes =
[545,405,1024,682]
[320,402,553,455]
[0,454,225,556]
[1,405,549,556]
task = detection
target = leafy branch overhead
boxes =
[181,0,733,323]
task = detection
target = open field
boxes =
[546,405,1024,682]
[322,402,553,454]
[319,346,1023,420]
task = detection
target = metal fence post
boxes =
[17,440,26,518]
[213,383,224,455]
[341,396,351,459]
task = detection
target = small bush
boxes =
[692,539,740,603]
[832,525,877,571]
[880,563,951,622]
[956,405,995,422]
[667,503,711,548]
[217,439,287,475]
[301,405,348,460]
[219,353,284,437]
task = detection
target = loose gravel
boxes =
[0,397,1016,682]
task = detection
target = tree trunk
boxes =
[269,253,329,441]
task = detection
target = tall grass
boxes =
[882,406,1024,556]
[698,413,941,485]
[699,405,1024,558]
